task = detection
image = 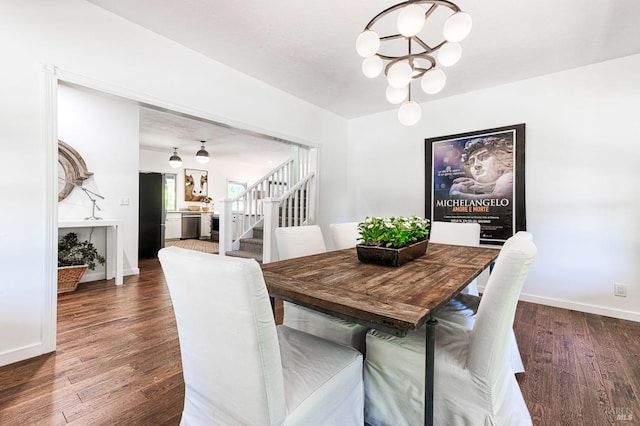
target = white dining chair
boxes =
[363,235,537,426]
[275,225,369,353]
[159,246,364,425]
[429,221,481,295]
[329,221,362,250]
[436,231,533,374]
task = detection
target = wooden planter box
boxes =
[57,264,88,294]
[356,239,428,267]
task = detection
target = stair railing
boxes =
[219,159,292,255]
[219,147,316,257]
[262,172,316,263]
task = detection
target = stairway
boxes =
[225,226,263,263]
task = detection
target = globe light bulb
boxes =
[421,69,446,94]
[397,4,425,37]
[356,30,380,57]
[386,85,408,104]
[362,55,383,78]
[438,42,462,67]
[444,12,472,42]
[398,101,422,126]
[387,61,413,88]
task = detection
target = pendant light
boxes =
[356,0,472,126]
[168,147,182,168]
[195,140,210,164]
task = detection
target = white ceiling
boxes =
[87,0,640,160]
[139,106,292,166]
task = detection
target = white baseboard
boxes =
[0,343,49,368]
[80,267,140,283]
[478,285,640,322]
[518,292,640,322]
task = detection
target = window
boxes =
[227,180,247,212]
[163,173,177,211]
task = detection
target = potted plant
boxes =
[356,216,430,267]
[201,196,213,212]
[57,232,106,293]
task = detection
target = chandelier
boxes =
[356,0,472,126]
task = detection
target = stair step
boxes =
[225,250,263,263]
[253,227,263,239]
[238,238,263,255]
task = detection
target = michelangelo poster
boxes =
[425,124,526,245]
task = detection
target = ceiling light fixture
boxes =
[356,0,472,126]
[168,147,182,168]
[195,140,210,164]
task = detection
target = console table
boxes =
[58,219,123,285]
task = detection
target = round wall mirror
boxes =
[58,140,93,202]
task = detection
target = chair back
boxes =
[467,236,537,383]
[329,222,362,250]
[158,247,286,425]
[275,225,326,260]
[429,221,480,246]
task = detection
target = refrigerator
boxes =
[139,172,166,259]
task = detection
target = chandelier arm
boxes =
[413,36,445,54]
[380,34,405,42]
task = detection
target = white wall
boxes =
[0,0,348,366]
[349,54,640,321]
[58,85,140,281]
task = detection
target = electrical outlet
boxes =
[119,197,130,206]
[614,283,627,297]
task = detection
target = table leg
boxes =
[425,317,437,426]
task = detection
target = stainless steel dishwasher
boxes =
[181,213,201,240]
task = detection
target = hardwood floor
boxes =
[0,258,638,425]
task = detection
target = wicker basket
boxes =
[57,264,88,294]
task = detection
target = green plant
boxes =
[58,232,106,270]
[357,216,430,248]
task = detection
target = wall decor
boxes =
[58,140,93,202]
[184,168,208,202]
[425,124,526,245]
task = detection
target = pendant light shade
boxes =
[169,147,182,168]
[443,11,472,43]
[398,100,422,126]
[195,140,210,164]
[397,4,425,37]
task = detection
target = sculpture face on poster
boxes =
[449,137,514,200]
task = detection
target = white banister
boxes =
[218,149,316,256]
[262,198,281,263]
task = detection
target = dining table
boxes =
[261,242,500,426]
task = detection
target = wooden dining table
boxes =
[261,242,500,426]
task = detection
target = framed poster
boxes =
[425,123,526,245]
[184,168,208,202]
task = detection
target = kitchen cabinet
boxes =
[165,212,182,240]
[200,212,212,238]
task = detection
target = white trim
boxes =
[53,67,317,150]
[477,285,640,322]
[518,292,640,323]
[43,64,58,353]
[39,64,316,359]
[0,343,46,367]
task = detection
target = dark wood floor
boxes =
[0,258,638,425]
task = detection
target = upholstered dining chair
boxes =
[275,225,369,353]
[428,221,482,295]
[159,246,364,425]
[435,230,533,374]
[329,221,362,250]
[363,235,537,426]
